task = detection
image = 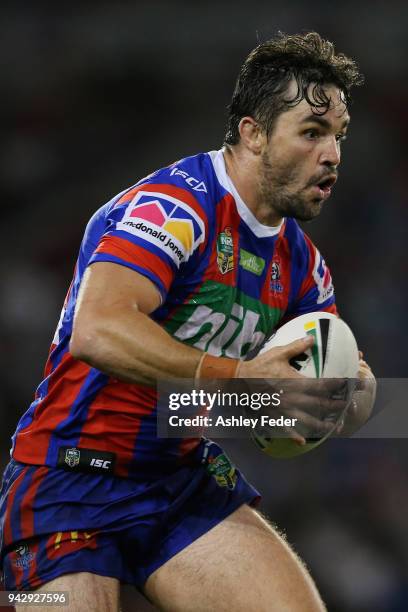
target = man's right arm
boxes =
[70,262,204,385]
[70,262,312,385]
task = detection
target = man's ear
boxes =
[238,117,265,154]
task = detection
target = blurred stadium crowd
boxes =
[0,2,407,610]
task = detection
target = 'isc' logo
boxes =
[90,458,111,469]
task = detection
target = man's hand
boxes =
[336,352,376,435]
[239,336,348,445]
[239,336,314,379]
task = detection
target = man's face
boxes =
[258,83,350,221]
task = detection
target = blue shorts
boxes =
[0,440,259,590]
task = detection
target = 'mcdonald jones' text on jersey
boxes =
[11,150,337,478]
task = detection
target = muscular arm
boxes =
[70,262,311,386]
[70,262,203,385]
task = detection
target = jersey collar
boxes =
[209,148,285,239]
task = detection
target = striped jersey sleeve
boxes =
[288,232,338,318]
[89,182,207,301]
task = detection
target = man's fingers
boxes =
[284,408,333,438]
[278,377,349,398]
[305,377,348,397]
[279,336,314,359]
[284,426,306,446]
[359,360,374,378]
[283,393,347,417]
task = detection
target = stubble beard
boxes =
[259,151,323,222]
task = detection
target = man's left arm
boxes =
[289,235,376,434]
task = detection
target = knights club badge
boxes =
[216,227,234,274]
[270,259,284,294]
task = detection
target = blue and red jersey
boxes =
[11,149,337,478]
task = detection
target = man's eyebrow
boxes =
[300,114,350,130]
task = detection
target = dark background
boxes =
[1,2,407,610]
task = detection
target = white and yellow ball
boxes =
[251,312,359,458]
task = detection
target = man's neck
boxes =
[222,145,283,227]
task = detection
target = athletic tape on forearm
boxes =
[195,353,241,380]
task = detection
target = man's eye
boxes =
[304,130,319,139]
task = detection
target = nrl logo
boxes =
[216,227,234,274]
[64,447,80,468]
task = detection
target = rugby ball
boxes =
[251,312,359,458]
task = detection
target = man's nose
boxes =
[320,137,341,167]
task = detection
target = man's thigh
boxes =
[144,504,325,612]
[16,572,120,612]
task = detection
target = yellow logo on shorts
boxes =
[207,454,237,490]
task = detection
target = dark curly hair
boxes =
[224,31,364,145]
